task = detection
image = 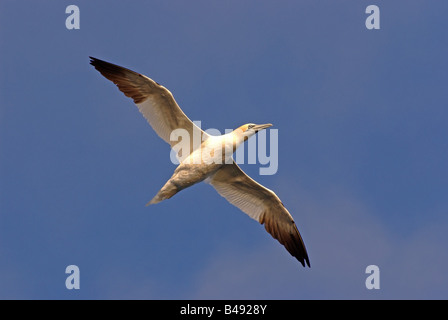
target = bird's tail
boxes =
[146,180,179,206]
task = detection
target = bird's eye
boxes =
[248,124,255,129]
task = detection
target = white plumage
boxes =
[90,57,310,267]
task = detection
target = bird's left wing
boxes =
[90,57,207,154]
[206,161,310,267]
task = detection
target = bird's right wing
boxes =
[90,57,207,153]
[207,161,310,267]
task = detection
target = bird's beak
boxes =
[252,123,273,132]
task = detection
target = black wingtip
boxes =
[297,255,310,268]
[302,249,311,268]
[89,56,113,69]
[89,56,103,67]
[304,257,311,268]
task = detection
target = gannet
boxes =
[90,57,310,267]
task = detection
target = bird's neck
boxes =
[228,128,250,151]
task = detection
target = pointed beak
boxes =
[253,123,273,132]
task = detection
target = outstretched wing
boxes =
[90,57,207,153]
[207,161,310,267]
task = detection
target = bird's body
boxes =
[90,57,310,267]
[149,125,266,204]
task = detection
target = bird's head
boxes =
[235,123,273,141]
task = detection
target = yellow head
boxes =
[234,123,273,140]
[237,123,272,133]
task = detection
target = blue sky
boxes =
[1,1,447,299]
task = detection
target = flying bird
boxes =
[90,57,310,267]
